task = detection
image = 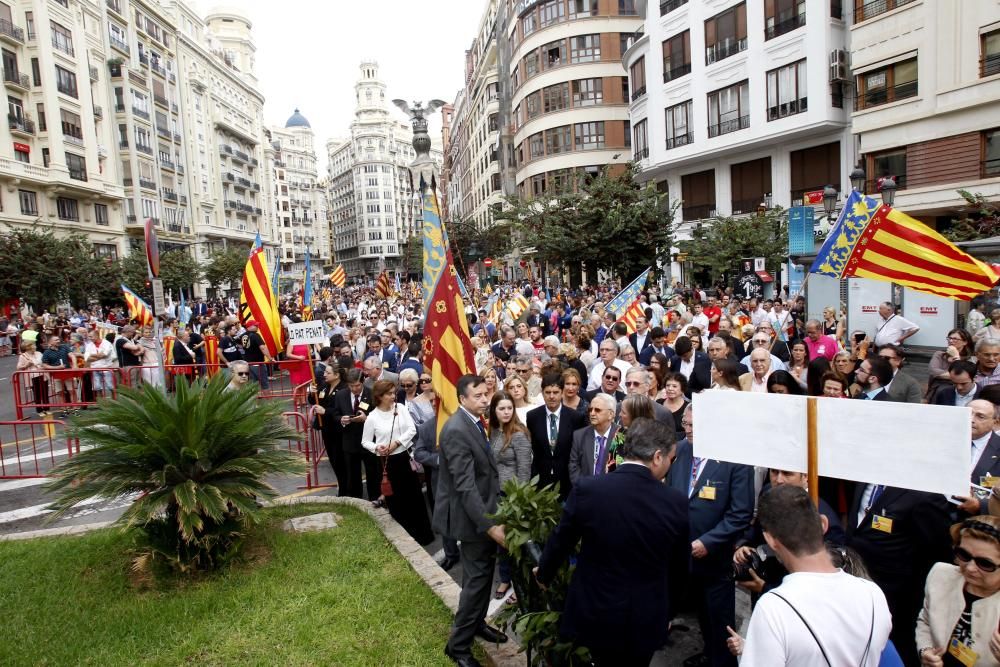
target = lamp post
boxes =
[822,185,839,217]
[879,177,897,206]
[850,166,866,193]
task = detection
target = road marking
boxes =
[0,444,93,468]
[0,493,137,524]
[0,477,48,492]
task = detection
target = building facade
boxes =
[326,62,442,280]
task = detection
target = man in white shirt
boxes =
[689,302,710,332]
[737,485,891,666]
[84,329,116,397]
[586,339,632,391]
[768,301,792,341]
[873,301,919,348]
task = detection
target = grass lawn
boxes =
[0,504,458,666]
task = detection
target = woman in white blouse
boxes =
[361,379,433,545]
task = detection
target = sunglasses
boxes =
[419,378,432,384]
[400,383,415,389]
[235,372,249,377]
[954,546,999,573]
[587,407,608,413]
[624,381,643,387]
[603,374,620,381]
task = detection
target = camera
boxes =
[854,333,866,344]
[732,544,780,582]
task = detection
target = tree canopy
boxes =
[203,248,249,292]
[675,209,788,285]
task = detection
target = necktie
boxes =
[476,418,489,445]
[865,484,885,513]
[548,413,558,451]
[594,435,607,475]
[690,456,703,493]
[353,393,359,412]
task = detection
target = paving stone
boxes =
[281,512,340,533]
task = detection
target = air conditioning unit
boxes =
[829,49,849,82]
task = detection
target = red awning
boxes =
[756,271,774,283]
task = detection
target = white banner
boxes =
[286,320,327,345]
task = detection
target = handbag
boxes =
[409,455,424,474]
[379,406,398,498]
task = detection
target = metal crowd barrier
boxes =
[0,420,76,479]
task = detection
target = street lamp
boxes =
[850,166,866,193]
[879,177,897,206]
[822,185,839,217]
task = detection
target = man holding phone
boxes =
[331,368,373,499]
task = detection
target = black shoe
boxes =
[682,653,709,667]
[437,555,458,571]
[475,624,508,644]
[444,645,482,667]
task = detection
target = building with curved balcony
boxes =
[507,0,642,197]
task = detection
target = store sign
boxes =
[13,142,29,153]
[919,306,939,316]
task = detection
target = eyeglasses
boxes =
[235,372,249,377]
[624,381,644,387]
[419,378,432,384]
[587,407,608,413]
[516,368,531,374]
[954,546,999,573]
[752,339,769,345]
[603,374,620,381]
[400,383,415,389]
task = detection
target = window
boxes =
[629,57,646,100]
[95,204,109,226]
[36,103,44,131]
[855,57,917,110]
[619,0,638,15]
[539,0,565,27]
[660,0,689,15]
[731,157,773,214]
[511,66,520,92]
[57,197,79,221]
[526,91,541,119]
[984,130,1000,177]
[50,21,73,55]
[60,108,82,140]
[543,82,569,113]
[708,80,750,137]
[705,3,747,64]
[573,78,603,106]
[633,119,648,160]
[545,125,572,154]
[665,100,693,149]
[574,121,605,150]
[571,34,600,63]
[1,48,15,79]
[531,173,547,197]
[681,169,716,220]
[867,148,907,192]
[765,0,805,40]
[662,31,691,82]
[529,132,544,159]
[30,57,39,86]
[18,189,37,215]
[522,12,536,38]
[981,29,1000,78]
[854,0,916,23]
[569,0,598,19]
[790,141,840,203]
[65,152,86,181]
[55,65,77,98]
[524,50,539,78]
[767,59,807,120]
[13,146,27,163]
[620,32,638,54]
[25,10,33,40]
[42,147,48,167]
[94,243,118,260]
[542,39,567,69]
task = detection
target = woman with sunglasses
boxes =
[407,373,435,427]
[309,364,347,481]
[916,515,1000,666]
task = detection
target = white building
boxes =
[326,62,442,280]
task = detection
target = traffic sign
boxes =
[151,278,165,314]
[483,257,493,268]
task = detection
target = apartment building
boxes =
[326,62,442,280]
[445,87,468,223]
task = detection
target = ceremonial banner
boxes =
[239,246,283,356]
[421,179,476,443]
[330,265,346,288]
[606,268,651,318]
[121,284,154,327]
[811,190,1000,300]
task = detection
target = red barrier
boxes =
[0,420,76,479]
[282,409,335,491]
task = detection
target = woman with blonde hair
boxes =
[504,374,540,424]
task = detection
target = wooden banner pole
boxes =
[807,396,819,506]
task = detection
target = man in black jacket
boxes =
[526,373,587,499]
[536,418,689,666]
[330,369,373,499]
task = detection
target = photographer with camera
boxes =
[738,485,892,666]
[733,469,846,596]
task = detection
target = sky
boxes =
[196,1,486,174]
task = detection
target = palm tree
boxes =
[46,375,305,571]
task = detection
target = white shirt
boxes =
[690,313,709,332]
[956,386,978,408]
[84,339,115,369]
[361,405,417,455]
[972,432,993,470]
[741,571,891,667]
[874,314,918,347]
[678,356,694,380]
[740,353,788,373]
[586,359,631,391]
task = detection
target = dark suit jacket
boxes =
[628,332,652,354]
[972,433,1000,513]
[668,352,712,396]
[638,344,676,367]
[537,464,690,654]
[526,404,586,498]
[363,348,397,373]
[172,339,195,366]
[854,388,893,401]
[932,386,980,407]
[432,409,500,542]
[331,387,373,454]
[568,424,618,484]
[582,387,624,403]
[666,437,754,574]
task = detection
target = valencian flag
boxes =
[811,190,1000,300]
[608,268,650,334]
[420,176,476,442]
[302,247,313,321]
[330,264,346,288]
[375,271,392,299]
[121,284,154,327]
[240,246,283,356]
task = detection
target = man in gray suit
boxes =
[434,374,508,667]
[362,356,398,390]
[568,392,618,484]
[624,367,674,426]
[877,344,923,404]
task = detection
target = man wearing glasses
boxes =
[738,329,787,372]
[586,339,631,391]
[568,393,618,484]
[225,361,251,392]
[624,367,673,425]
[584,366,624,403]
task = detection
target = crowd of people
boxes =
[9,277,1000,667]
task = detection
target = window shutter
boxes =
[737,3,747,39]
[705,17,717,47]
[764,0,776,20]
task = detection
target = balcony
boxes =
[224,200,238,210]
[165,223,190,234]
[159,158,175,171]
[982,53,1000,78]
[663,63,691,83]
[89,65,99,81]
[138,52,149,67]
[706,37,747,65]
[660,0,688,14]
[156,125,170,139]
[108,62,123,79]
[0,18,25,44]
[135,144,153,156]
[123,177,133,186]
[126,214,137,225]
[106,0,123,16]
[250,157,259,167]
[731,198,770,215]
[790,186,838,206]
[682,204,716,221]
[666,133,693,150]
[630,86,646,102]
[3,69,29,91]
[161,188,178,202]
[109,35,129,55]
[8,115,35,136]
[139,178,156,190]
[633,147,649,161]
[238,176,253,189]
[94,105,103,119]
[114,102,125,113]
[68,167,87,182]
[765,12,806,40]
[153,93,168,108]
[220,144,233,156]
[708,114,750,138]
[119,140,129,150]
[180,195,188,206]
[854,80,918,111]
[64,133,84,147]
[223,172,235,183]
[132,107,150,120]
[150,62,167,78]
[855,0,915,23]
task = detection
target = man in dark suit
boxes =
[568,392,618,484]
[434,375,508,667]
[582,365,625,403]
[330,368,373,499]
[526,373,587,499]
[666,403,754,667]
[847,483,952,666]
[878,344,923,404]
[854,355,895,401]
[669,336,712,396]
[413,416,460,571]
[362,333,397,372]
[932,359,980,407]
[627,316,653,357]
[536,418,689,666]
[953,399,1000,517]
[638,327,676,366]
[706,336,748,376]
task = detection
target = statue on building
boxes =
[392,99,445,189]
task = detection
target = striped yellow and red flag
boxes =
[811,191,1000,300]
[121,284,154,327]
[374,271,392,299]
[420,179,476,443]
[330,265,346,288]
[617,300,645,334]
[239,247,283,356]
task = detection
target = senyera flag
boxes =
[811,190,1000,300]
[330,265,346,288]
[121,284,154,327]
[239,246,283,356]
[375,271,392,299]
[420,176,476,444]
